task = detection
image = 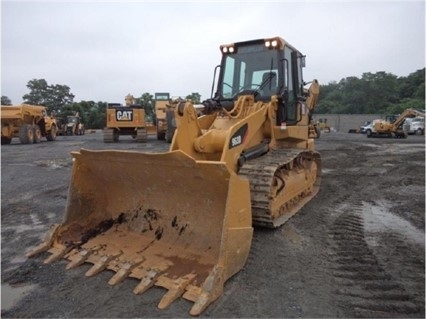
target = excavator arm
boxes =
[392,108,426,130]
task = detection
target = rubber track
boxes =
[239,148,320,228]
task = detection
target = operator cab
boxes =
[214,37,306,126]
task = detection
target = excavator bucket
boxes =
[27,149,253,315]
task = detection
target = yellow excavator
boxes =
[367,108,426,138]
[27,37,321,316]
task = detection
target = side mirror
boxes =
[300,55,306,68]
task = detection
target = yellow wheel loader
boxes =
[65,113,84,135]
[27,37,321,315]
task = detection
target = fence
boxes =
[314,114,383,132]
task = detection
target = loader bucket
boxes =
[28,149,253,316]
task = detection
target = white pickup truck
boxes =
[404,117,424,135]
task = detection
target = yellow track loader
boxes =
[27,37,321,315]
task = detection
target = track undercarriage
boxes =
[240,149,321,228]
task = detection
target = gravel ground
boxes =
[1,131,424,318]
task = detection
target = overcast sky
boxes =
[1,0,425,104]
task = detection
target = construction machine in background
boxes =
[1,104,57,144]
[153,92,171,140]
[366,108,425,138]
[165,99,205,143]
[27,37,321,316]
[103,94,149,143]
[65,113,85,135]
[317,118,331,133]
[165,99,177,142]
[155,94,192,143]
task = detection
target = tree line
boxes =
[1,68,424,128]
[317,68,425,115]
[1,79,201,129]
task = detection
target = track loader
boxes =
[27,37,321,315]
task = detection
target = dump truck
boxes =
[27,36,321,315]
[366,108,425,138]
[103,94,148,143]
[1,104,57,144]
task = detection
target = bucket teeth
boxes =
[190,293,211,316]
[26,224,60,258]
[66,249,91,270]
[108,258,144,286]
[157,273,197,310]
[85,252,122,277]
[189,265,225,316]
[26,242,51,258]
[133,269,163,295]
[43,246,68,264]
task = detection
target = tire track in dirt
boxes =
[328,200,422,317]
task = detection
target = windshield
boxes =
[219,44,280,99]
[155,93,170,100]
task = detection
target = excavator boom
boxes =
[392,108,426,130]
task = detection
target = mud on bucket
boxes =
[28,149,253,315]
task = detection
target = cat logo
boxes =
[116,110,133,121]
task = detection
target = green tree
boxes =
[47,84,75,113]
[398,69,425,99]
[23,79,49,105]
[69,100,107,129]
[135,92,154,120]
[1,96,12,105]
[22,79,75,114]
[186,92,201,104]
[317,68,425,114]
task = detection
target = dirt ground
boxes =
[1,131,425,318]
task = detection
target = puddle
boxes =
[282,225,304,246]
[362,143,381,149]
[10,256,27,264]
[1,283,37,311]
[35,159,72,169]
[46,212,56,220]
[382,163,395,167]
[2,224,45,234]
[382,143,426,155]
[5,163,35,167]
[321,168,336,174]
[362,200,425,246]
